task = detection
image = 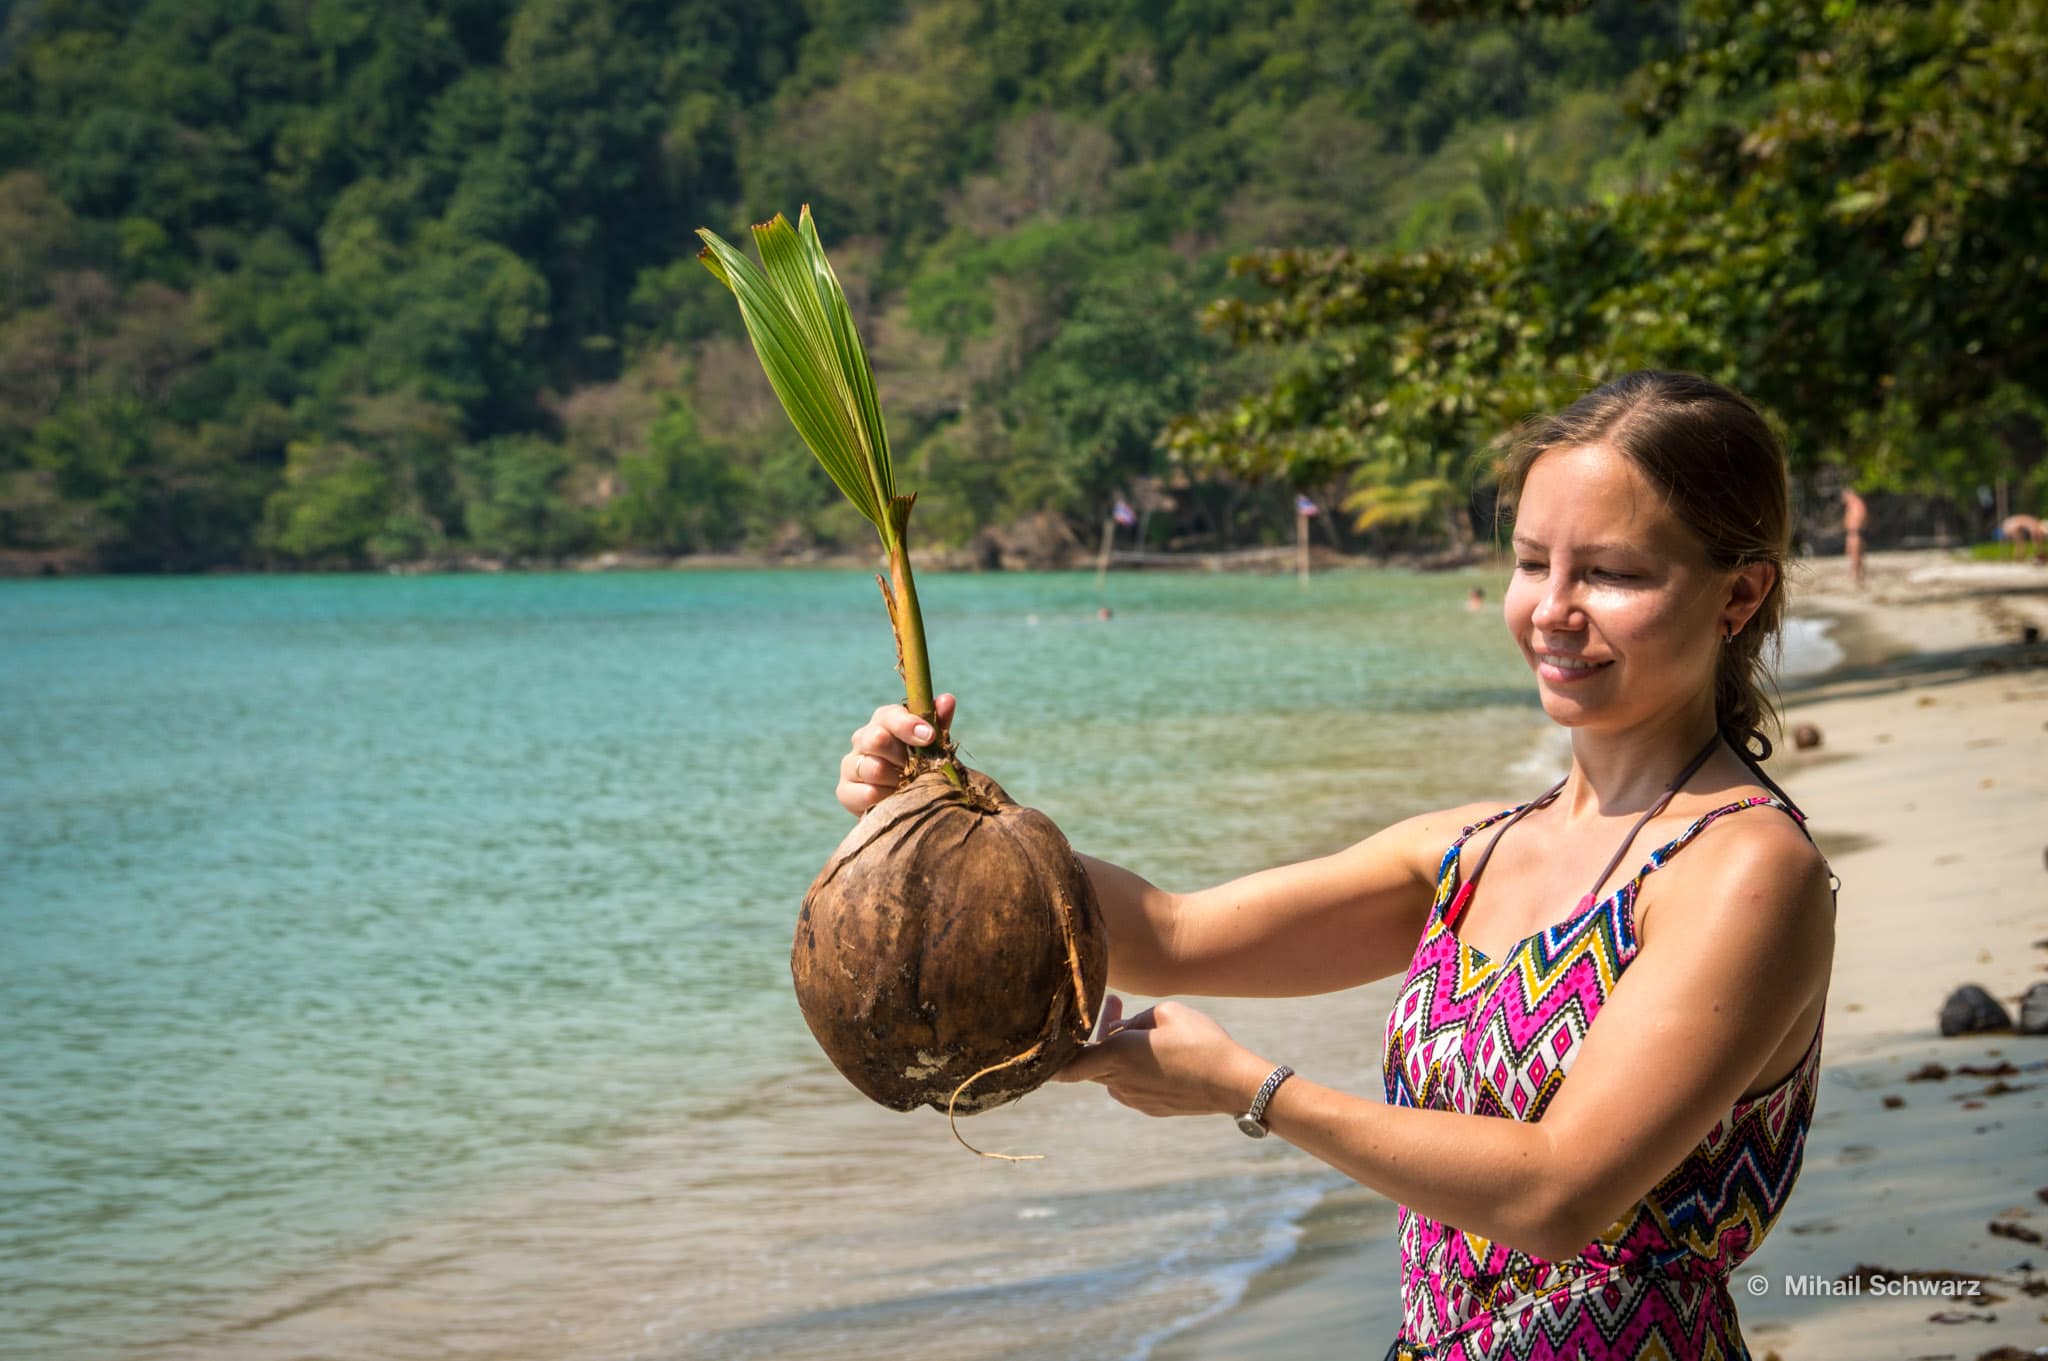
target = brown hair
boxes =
[1496,370,1791,759]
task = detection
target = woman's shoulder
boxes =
[1637,786,1835,949]
[1661,781,1823,873]
[1383,798,1525,864]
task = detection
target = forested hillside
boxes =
[1,0,2040,572]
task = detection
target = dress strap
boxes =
[1462,779,1563,886]
[1727,736,1808,820]
[1630,796,1784,887]
[1451,733,1723,928]
[1724,733,1843,901]
[1577,733,1722,908]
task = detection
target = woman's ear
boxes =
[1724,561,1776,636]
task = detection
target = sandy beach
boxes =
[1161,549,2048,1361]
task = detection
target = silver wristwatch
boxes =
[1235,1065,1294,1138]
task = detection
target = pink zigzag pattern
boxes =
[1382,798,1823,1361]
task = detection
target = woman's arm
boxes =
[1059,818,1836,1262]
[1078,800,1499,997]
[839,696,1495,999]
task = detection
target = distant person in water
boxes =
[1465,587,1485,612]
[1097,606,1113,621]
[2000,513,2044,563]
[1841,488,1869,587]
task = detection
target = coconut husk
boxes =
[791,759,1106,1124]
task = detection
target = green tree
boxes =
[260,437,390,562]
[1008,258,1217,517]
[457,433,587,558]
[1171,0,2048,537]
[602,405,745,553]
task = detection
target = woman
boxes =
[834,371,1837,1360]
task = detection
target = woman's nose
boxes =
[1532,577,1583,632]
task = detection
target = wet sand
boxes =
[1166,550,2048,1361]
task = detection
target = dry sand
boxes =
[1162,549,2048,1361]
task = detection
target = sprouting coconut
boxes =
[795,762,1106,1117]
[697,209,1106,1154]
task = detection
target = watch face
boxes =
[1235,1114,1268,1138]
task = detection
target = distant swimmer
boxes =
[1464,587,1485,612]
[1097,606,1113,622]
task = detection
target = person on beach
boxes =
[1840,487,1868,587]
[1999,513,2044,563]
[834,370,1837,1361]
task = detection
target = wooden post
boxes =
[1095,514,1115,591]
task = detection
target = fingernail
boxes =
[912,723,933,741]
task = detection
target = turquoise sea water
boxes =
[0,568,1544,1360]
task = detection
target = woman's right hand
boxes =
[836,693,957,816]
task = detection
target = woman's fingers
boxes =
[1055,993,1170,1086]
[855,694,956,767]
[837,695,958,816]
[835,739,896,816]
[1054,1044,1111,1084]
[1055,1000,1251,1119]
[1092,994,1125,1039]
[869,693,954,751]
[1054,994,1124,1083]
[1114,1004,1160,1031]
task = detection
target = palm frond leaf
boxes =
[696,213,894,533]
[797,208,894,507]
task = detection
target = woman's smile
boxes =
[1533,650,1613,683]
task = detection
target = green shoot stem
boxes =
[882,500,963,790]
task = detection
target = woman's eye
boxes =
[1592,569,1637,582]
[1515,560,1545,573]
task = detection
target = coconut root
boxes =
[946,1040,1048,1162]
[1053,876,1094,1032]
[938,832,1099,1163]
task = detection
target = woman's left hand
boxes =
[1053,994,1274,1118]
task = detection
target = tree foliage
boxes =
[0,0,2034,569]
[1169,0,2048,536]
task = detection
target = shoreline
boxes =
[1155,549,2048,1361]
[0,543,1476,580]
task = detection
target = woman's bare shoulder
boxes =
[1364,798,1522,867]
[1677,785,1827,875]
[1640,793,1835,949]
[1415,797,1523,835]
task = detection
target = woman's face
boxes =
[1504,443,1744,736]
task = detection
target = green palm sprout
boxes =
[698,207,962,788]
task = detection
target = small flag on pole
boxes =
[1294,493,1320,517]
[1112,498,1137,527]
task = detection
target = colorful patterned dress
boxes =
[1380,796,1826,1361]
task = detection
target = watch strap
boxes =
[1245,1064,1294,1127]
